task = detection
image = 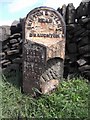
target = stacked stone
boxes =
[65,3,79,78]
[76,1,90,79]
[58,2,90,80]
[0,20,23,73]
[0,26,11,71]
[58,3,79,78]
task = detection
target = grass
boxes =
[0,71,90,119]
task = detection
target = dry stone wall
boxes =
[57,2,90,80]
[0,21,22,76]
[0,1,90,80]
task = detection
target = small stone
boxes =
[40,79,59,94]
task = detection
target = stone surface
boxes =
[23,6,66,95]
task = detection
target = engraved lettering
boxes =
[36,11,43,16]
[27,22,32,26]
[38,18,52,23]
[29,15,34,21]
[29,33,32,37]
[29,33,63,38]
[45,11,48,16]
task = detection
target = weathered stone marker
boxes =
[23,7,66,95]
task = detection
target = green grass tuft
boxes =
[1,73,90,119]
